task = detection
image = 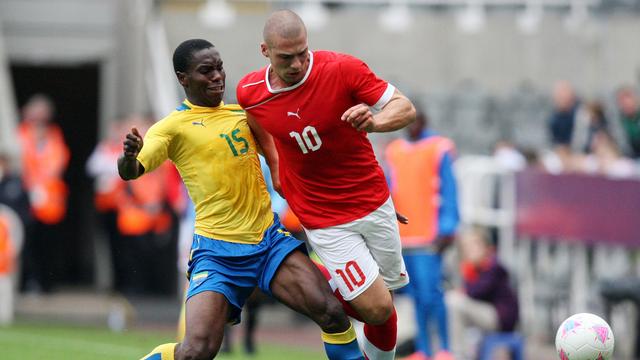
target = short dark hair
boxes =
[172,39,214,73]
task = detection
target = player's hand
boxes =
[123,127,143,158]
[396,211,409,224]
[341,104,375,132]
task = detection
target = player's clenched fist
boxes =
[118,127,144,180]
[341,103,376,132]
[123,127,143,158]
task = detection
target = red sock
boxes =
[363,307,397,352]
[315,260,398,353]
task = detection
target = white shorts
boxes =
[304,197,409,301]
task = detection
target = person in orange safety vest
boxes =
[86,120,128,292]
[17,94,69,293]
[385,108,460,360]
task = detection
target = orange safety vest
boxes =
[93,142,125,213]
[0,216,14,274]
[18,122,70,224]
[386,136,455,248]
[117,163,171,236]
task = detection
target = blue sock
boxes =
[322,324,365,360]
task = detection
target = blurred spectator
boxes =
[386,109,459,360]
[17,94,70,293]
[540,145,577,174]
[86,121,126,292]
[571,101,609,154]
[493,140,526,172]
[520,148,545,170]
[548,81,581,147]
[0,204,24,325]
[0,153,31,228]
[575,130,637,179]
[446,227,519,360]
[616,86,640,158]
[0,154,29,324]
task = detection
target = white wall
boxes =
[161,5,640,98]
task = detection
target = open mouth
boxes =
[207,86,224,93]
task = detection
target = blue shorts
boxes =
[186,215,305,324]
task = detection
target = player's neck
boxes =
[267,68,291,90]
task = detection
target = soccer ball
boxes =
[555,313,615,360]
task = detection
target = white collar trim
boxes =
[265,51,314,94]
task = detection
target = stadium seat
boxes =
[478,332,524,360]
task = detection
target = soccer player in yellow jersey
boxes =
[118,39,364,360]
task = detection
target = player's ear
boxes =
[260,42,269,58]
[176,71,188,87]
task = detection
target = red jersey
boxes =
[237,51,394,229]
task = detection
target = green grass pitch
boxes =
[0,322,326,360]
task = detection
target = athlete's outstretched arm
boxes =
[341,89,416,133]
[246,112,282,196]
[117,127,145,180]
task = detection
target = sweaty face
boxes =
[180,47,226,107]
[265,33,309,86]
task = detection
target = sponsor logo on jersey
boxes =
[287,108,301,120]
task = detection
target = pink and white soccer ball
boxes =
[555,313,615,360]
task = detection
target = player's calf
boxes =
[308,291,353,333]
[271,251,364,359]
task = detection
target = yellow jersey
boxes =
[137,100,273,244]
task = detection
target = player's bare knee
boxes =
[359,297,394,325]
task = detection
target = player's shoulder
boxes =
[220,103,246,116]
[315,50,364,66]
[238,67,266,85]
[431,134,456,147]
[150,101,194,130]
[161,102,193,123]
[236,67,270,107]
[221,103,244,112]
[237,67,267,94]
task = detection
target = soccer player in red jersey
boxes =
[236,10,416,360]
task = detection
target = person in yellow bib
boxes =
[118,39,364,360]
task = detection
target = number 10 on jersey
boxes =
[335,260,366,292]
[290,126,322,154]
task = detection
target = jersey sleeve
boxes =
[136,119,174,174]
[339,55,395,111]
[236,72,261,109]
[236,81,247,108]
